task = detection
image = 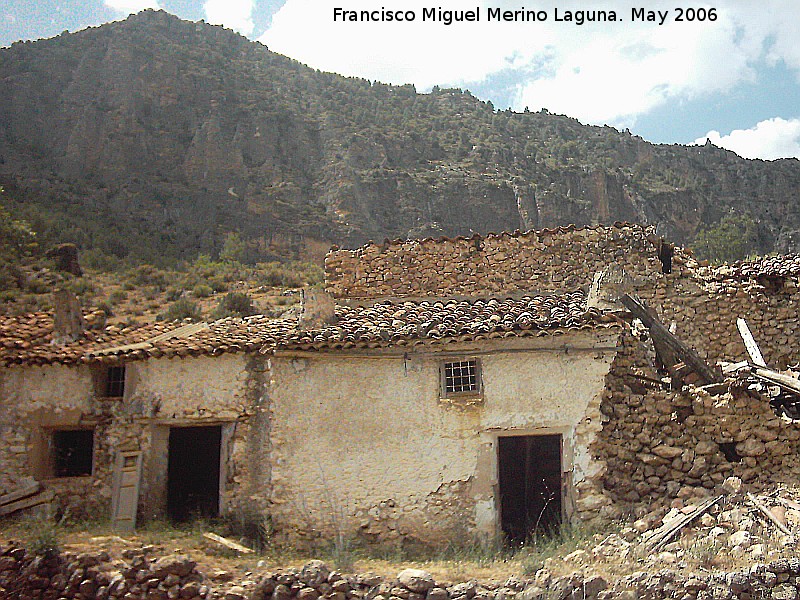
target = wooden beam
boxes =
[737,318,767,367]
[0,479,41,507]
[620,294,721,385]
[202,532,254,554]
[644,494,722,551]
[747,492,793,536]
[751,367,800,396]
[0,489,54,517]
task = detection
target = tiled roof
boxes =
[283,291,615,350]
[0,313,295,366]
[0,292,616,366]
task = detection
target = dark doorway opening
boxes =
[167,426,221,521]
[498,434,562,543]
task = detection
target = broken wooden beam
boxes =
[775,496,800,512]
[620,294,722,385]
[202,532,254,554]
[751,367,800,396]
[746,492,793,536]
[645,494,722,551]
[0,478,41,507]
[0,489,55,517]
[737,318,767,367]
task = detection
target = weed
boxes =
[21,516,61,559]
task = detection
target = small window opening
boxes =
[106,365,125,397]
[52,429,94,477]
[718,442,742,463]
[442,359,481,396]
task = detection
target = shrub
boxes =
[192,284,213,298]
[212,292,257,319]
[158,298,202,322]
[25,517,61,559]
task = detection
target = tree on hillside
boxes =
[692,212,759,264]
[0,187,36,292]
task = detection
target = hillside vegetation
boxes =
[2,10,800,316]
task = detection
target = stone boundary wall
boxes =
[645,278,800,370]
[6,546,800,600]
[324,224,669,299]
[589,330,800,521]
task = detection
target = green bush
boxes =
[212,292,257,319]
[192,284,213,298]
[129,264,169,289]
[158,298,202,322]
[165,287,184,302]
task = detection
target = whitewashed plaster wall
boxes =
[268,330,619,546]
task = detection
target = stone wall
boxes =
[589,330,800,520]
[324,224,669,300]
[8,545,800,600]
[326,223,800,371]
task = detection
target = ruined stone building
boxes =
[2,223,800,547]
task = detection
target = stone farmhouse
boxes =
[2,223,800,548]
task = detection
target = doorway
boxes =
[498,434,562,542]
[167,425,221,521]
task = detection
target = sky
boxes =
[3,1,800,161]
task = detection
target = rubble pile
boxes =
[0,544,214,600]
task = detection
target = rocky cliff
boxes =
[2,10,800,264]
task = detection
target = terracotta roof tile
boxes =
[0,292,616,366]
[0,313,295,366]
[704,254,800,281]
[282,291,617,351]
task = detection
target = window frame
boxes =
[49,428,95,478]
[105,365,126,398]
[440,357,483,399]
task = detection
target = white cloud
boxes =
[104,0,160,13]
[695,118,800,160]
[203,0,255,36]
[258,1,800,128]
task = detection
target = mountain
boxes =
[2,9,800,267]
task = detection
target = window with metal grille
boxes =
[106,365,126,397]
[441,359,481,396]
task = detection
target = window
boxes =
[52,429,94,477]
[441,358,481,396]
[106,365,125,397]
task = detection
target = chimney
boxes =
[52,289,85,344]
[299,288,337,330]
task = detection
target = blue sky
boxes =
[3,1,800,160]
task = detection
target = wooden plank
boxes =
[0,489,54,517]
[722,361,749,375]
[737,318,767,367]
[776,496,800,512]
[620,294,721,385]
[111,450,142,532]
[752,367,800,396]
[203,532,254,554]
[747,492,793,536]
[645,495,722,551]
[0,479,41,507]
